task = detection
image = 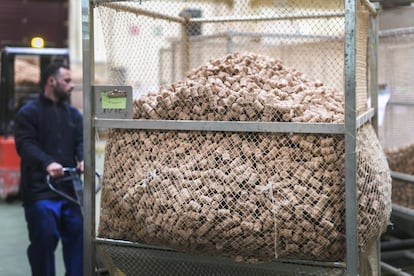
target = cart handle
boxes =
[46,167,101,205]
[47,167,82,205]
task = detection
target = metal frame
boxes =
[96,237,347,274]
[344,1,359,275]
[82,1,379,275]
[82,0,96,274]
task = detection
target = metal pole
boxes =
[380,262,412,276]
[190,12,345,23]
[181,14,191,79]
[171,42,177,83]
[391,171,414,183]
[82,0,96,275]
[369,9,379,134]
[344,0,359,275]
[101,2,186,24]
[379,26,414,37]
[370,13,381,273]
[98,1,344,23]
[226,33,233,54]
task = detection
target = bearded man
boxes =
[14,63,84,276]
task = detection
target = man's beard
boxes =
[53,85,71,103]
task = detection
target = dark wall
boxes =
[0,0,68,48]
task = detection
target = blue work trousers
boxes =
[24,199,83,276]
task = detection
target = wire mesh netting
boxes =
[97,242,345,276]
[93,0,391,274]
[96,0,369,114]
[99,123,391,263]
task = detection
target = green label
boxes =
[101,92,127,109]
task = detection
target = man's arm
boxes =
[14,106,54,171]
[73,107,84,172]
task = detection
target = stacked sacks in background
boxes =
[385,144,414,209]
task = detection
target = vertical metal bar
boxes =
[369,10,379,134]
[369,10,381,274]
[226,33,234,54]
[82,0,96,275]
[181,16,190,78]
[171,42,176,83]
[158,49,163,86]
[344,0,359,275]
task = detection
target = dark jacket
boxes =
[14,93,83,203]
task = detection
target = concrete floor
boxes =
[0,142,105,276]
[0,199,65,276]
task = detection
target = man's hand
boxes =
[77,161,84,173]
[46,162,64,177]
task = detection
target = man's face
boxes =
[52,67,74,103]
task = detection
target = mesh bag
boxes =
[98,53,391,263]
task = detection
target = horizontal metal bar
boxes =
[391,171,414,184]
[381,250,414,260]
[404,251,414,260]
[96,238,345,269]
[96,4,344,24]
[381,238,414,252]
[176,31,342,43]
[190,12,345,24]
[3,46,69,56]
[379,26,414,38]
[94,1,344,23]
[387,101,414,107]
[188,33,229,42]
[392,203,414,220]
[356,108,375,129]
[94,119,346,134]
[224,31,342,40]
[93,0,152,4]
[96,237,174,251]
[99,2,186,24]
[380,261,412,276]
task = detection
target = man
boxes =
[14,63,84,276]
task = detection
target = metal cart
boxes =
[81,1,384,275]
